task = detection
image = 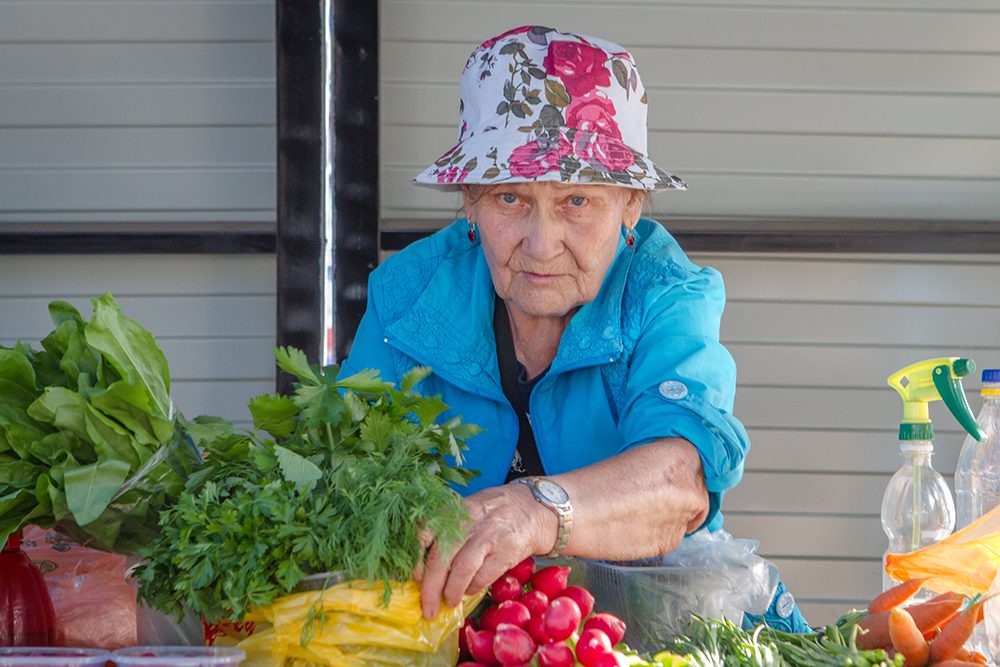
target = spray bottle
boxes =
[882,358,985,595]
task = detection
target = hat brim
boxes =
[412,127,686,193]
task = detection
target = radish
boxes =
[527,615,551,645]
[459,618,474,657]
[479,605,502,631]
[536,641,575,667]
[542,597,582,642]
[575,628,613,666]
[490,575,523,603]
[505,557,535,585]
[520,589,549,619]
[493,600,531,628]
[583,613,627,645]
[590,650,626,667]
[457,663,490,667]
[530,566,570,599]
[493,623,536,665]
[558,585,595,618]
[468,628,500,666]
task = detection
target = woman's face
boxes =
[463,182,644,320]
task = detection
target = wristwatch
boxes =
[511,476,573,558]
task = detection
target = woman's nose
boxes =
[520,209,562,261]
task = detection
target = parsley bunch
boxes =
[135,348,481,622]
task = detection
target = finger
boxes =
[466,550,524,597]
[420,542,451,620]
[413,530,435,583]
[441,538,494,609]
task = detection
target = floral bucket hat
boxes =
[414,25,686,192]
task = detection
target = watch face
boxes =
[536,479,569,504]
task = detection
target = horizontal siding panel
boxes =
[385,84,1000,137]
[0,43,273,83]
[709,256,1000,306]
[0,2,273,43]
[0,255,275,295]
[383,126,1000,178]
[724,302,1000,347]
[159,338,275,381]
[727,472,886,515]
[382,42,1000,94]
[798,602,866,627]
[172,379,272,424]
[0,295,275,340]
[0,85,274,127]
[381,167,1000,220]
[0,211,276,224]
[770,558,880,602]
[383,2,1000,52]
[730,345,1000,388]
[743,428,966,475]
[0,127,274,168]
[485,0,1000,9]
[726,515,884,560]
[0,168,275,213]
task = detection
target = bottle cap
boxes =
[900,423,934,441]
[982,369,1000,384]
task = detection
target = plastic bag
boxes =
[577,530,779,652]
[22,526,137,649]
[884,502,1000,596]
[227,579,483,667]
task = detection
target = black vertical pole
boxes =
[275,0,379,390]
[276,0,323,388]
[331,0,380,363]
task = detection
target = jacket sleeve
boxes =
[339,271,401,385]
[616,264,750,531]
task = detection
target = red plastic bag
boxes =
[22,526,137,649]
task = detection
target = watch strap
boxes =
[512,477,573,558]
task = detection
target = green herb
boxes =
[658,614,903,667]
[0,294,202,553]
[135,349,481,623]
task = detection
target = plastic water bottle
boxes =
[955,369,1000,529]
[881,438,955,598]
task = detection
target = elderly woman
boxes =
[341,26,809,632]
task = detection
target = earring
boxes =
[467,221,478,243]
[625,226,636,248]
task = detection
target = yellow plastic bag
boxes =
[885,503,1000,596]
[233,579,483,667]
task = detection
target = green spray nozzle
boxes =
[887,357,985,441]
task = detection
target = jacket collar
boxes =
[384,220,635,395]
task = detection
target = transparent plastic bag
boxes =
[578,529,779,652]
[232,579,483,667]
[22,526,137,649]
[884,502,1000,596]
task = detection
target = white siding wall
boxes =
[0,255,275,428]
[381,0,1000,624]
[0,0,275,225]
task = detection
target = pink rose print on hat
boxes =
[542,41,611,97]
[565,92,622,141]
[575,133,636,172]
[509,136,573,178]
[436,164,472,184]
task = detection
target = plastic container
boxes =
[0,530,58,646]
[955,370,1000,529]
[0,648,110,667]
[111,647,245,667]
[577,532,777,653]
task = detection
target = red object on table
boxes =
[0,529,58,646]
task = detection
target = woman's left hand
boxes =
[414,482,556,619]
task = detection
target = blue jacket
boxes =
[341,217,750,532]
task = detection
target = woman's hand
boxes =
[414,482,557,619]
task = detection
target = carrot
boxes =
[870,578,929,614]
[888,608,929,667]
[952,647,988,665]
[927,597,989,664]
[929,661,983,667]
[857,592,966,650]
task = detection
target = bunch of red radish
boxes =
[459,558,628,667]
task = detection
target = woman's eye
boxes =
[568,195,587,208]
[499,192,518,205]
